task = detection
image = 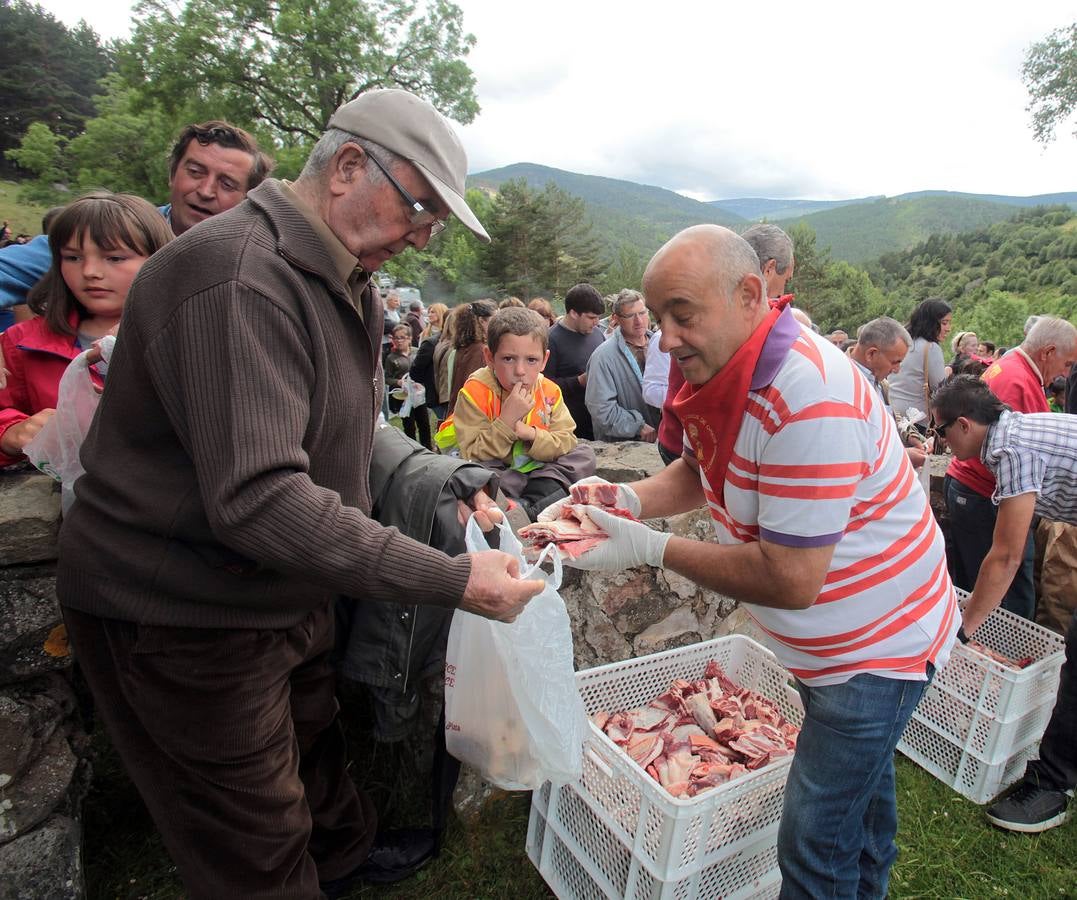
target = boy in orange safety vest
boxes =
[438,306,595,520]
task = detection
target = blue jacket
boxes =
[584,327,662,441]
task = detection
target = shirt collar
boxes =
[1013,346,1044,386]
[751,306,800,390]
[278,180,359,287]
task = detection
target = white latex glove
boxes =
[537,475,642,523]
[564,505,671,571]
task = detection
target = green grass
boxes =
[0,179,48,237]
[81,691,1077,900]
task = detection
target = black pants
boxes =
[63,605,375,899]
[1028,611,1077,792]
[944,475,1036,620]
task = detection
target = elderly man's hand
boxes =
[460,550,544,622]
[456,487,504,531]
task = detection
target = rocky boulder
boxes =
[0,466,61,566]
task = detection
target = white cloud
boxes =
[36,0,1077,198]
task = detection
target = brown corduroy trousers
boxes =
[64,604,376,900]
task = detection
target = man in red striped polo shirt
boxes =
[560,225,958,899]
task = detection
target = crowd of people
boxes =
[0,88,1074,900]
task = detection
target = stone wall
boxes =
[0,465,86,899]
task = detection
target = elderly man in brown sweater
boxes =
[57,90,542,899]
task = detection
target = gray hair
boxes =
[1023,315,1042,336]
[712,232,766,302]
[741,223,794,274]
[1023,315,1077,354]
[611,288,645,317]
[298,128,403,183]
[409,300,422,311]
[857,317,912,351]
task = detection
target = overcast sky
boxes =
[38,0,1077,201]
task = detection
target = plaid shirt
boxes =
[982,409,1077,525]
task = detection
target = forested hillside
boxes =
[794,206,1077,345]
[868,206,1077,345]
[777,195,1049,264]
[470,163,743,261]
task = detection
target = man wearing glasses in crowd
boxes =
[585,287,663,441]
[56,89,542,898]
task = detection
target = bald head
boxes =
[644,225,765,306]
[642,225,768,384]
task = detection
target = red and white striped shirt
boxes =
[690,312,958,685]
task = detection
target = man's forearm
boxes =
[632,459,706,518]
[963,548,1022,635]
[662,536,829,609]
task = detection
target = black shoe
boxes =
[320,827,437,896]
[985,778,1070,833]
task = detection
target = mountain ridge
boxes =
[468,162,1077,264]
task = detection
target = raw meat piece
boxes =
[571,482,621,506]
[967,640,1033,670]
[627,732,665,769]
[518,503,640,560]
[628,706,674,732]
[686,693,719,735]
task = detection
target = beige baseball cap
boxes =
[327,89,490,243]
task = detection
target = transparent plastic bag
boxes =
[24,336,115,513]
[444,516,587,789]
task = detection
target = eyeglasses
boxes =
[365,152,446,236]
[930,417,956,442]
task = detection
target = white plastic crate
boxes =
[528,781,781,900]
[528,635,802,897]
[897,591,1065,803]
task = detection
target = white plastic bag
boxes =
[444,516,587,789]
[394,374,425,419]
[24,336,115,514]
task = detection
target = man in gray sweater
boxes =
[57,90,542,899]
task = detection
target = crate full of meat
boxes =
[526,635,802,898]
[897,591,1065,804]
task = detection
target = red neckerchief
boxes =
[671,298,790,509]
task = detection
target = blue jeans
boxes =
[945,475,1036,620]
[777,666,933,899]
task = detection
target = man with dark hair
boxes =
[56,89,541,898]
[931,374,1077,834]
[944,315,1077,621]
[543,282,605,439]
[0,119,273,329]
[165,120,274,236]
[405,298,425,346]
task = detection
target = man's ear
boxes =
[329,143,365,196]
[482,345,495,367]
[737,273,766,311]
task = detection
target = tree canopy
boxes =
[1022,21,1077,144]
[122,0,479,142]
[0,0,112,162]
